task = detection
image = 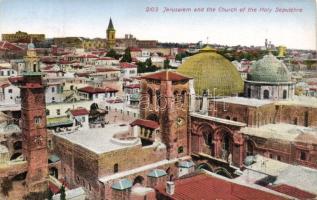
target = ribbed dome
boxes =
[177,46,244,96]
[248,53,291,82]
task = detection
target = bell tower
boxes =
[106,17,116,49]
[21,42,48,192]
[140,71,191,159]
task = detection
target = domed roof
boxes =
[177,46,244,96]
[248,53,291,82]
[27,42,35,49]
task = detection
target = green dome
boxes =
[177,46,244,96]
[248,53,290,82]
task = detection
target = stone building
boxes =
[244,53,295,100]
[2,31,45,43]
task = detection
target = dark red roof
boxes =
[130,47,142,52]
[69,108,89,116]
[96,68,120,73]
[8,76,23,84]
[130,119,159,129]
[74,72,91,77]
[267,184,316,199]
[142,71,191,81]
[0,83,10,88]
[156,174,288,200]
[48,182,60,194]
[78,54,98,59]
[78,86,118,94]
[120,62,137,69]
[0,41,24,51]
[96,57,115,61]
[125,84,140,89]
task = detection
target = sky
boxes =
[0,0,316,50]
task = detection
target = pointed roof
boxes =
[141,70,191,81]
[107,18,115,30]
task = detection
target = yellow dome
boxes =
[177,46,244,96]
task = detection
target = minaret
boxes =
[106,18,116,49]
[21,41,48,192]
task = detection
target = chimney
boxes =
[166,181,175,195]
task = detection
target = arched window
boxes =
[202,126,213,146]
[174,91,179,105]
[147,89,153,105]
[247,88,251,98]
[225,116,230,120]
[263,90,269,99]
[181,90,186,103]
[113,163,119,173]
[283,90,287,99]
[156,90,160,107]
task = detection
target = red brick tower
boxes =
[20,42,48,192]
[140,71,191,159]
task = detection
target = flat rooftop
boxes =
[241,123,317,143]
[54,124,141,154]
[213,97,273,107]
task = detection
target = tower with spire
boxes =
[20,41,48,192]
[106,18,116,49]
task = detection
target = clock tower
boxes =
[140,71,191,159]
[21,42,48,192]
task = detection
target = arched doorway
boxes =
[263,90,269,99]
[214,168,233,178]
[197,163,213,172]
[283,90,287,99]
[133,176,144,186]
[216,128,234,162]
[201,125,214,156]
[49,167,58,179]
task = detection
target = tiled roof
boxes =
[96,68,120,73]
[112,179,132,190]
[156,173,288,200]
[0,83,10,88]
[96,57,116,61]
[130,119,159,129]
[78,86,118,94]
[74,72,91,77]
[267,184,316,199]
[125,84,140,89]
[0,41,24,51]
[142,71,191,81]
[69,108,89,116]
[178,160,195,168]
[120,62,137,69]
[130,47,142,52]
[78,54,98,59]
[147,169,167,178]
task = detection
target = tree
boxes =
[48,189,54,200]
[60,185,66,200]
[121,48,132,63]
[106,49,117,59]
[145,57,152,67]
[164,59,171,69]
